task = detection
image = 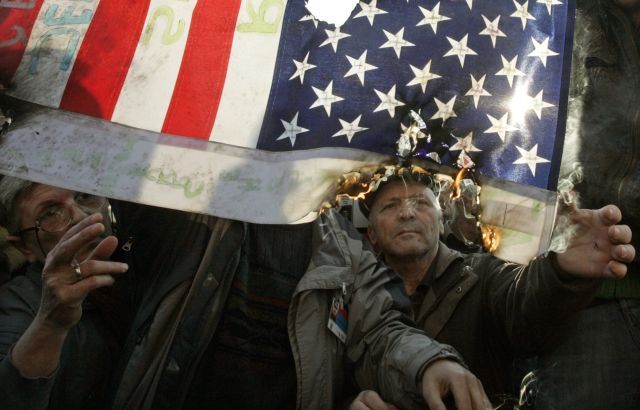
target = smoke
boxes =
[548,165,583,253]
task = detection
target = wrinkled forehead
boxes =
[373,180,437,205]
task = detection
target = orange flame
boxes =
[334,183,373,204]
[450,168,467,200]
[481,224,500,253]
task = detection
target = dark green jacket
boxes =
[412,243,600,402]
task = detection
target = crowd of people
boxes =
[0,160,635,409]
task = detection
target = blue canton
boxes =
[257,0,574,190]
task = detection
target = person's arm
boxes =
[0,355,55,410]
[0,213,127,410]
[0,272,55,410]
[487,204,634,355]
[10,213,127,377]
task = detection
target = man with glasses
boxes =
[0,177,129,409]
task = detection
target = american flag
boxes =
[258,0,573,190]
[0,0,572,193]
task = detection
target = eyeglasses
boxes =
[14,193,107,257]
[16,193,107,235]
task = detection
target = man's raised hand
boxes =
[38,213,128,331]
[556,205,635,279]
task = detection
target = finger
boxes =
[423,382,447,410]
[86,236,119,262]
[598,205,622,226]
[468,377,490,410]
[51,272,117,306]
[76,259,128,278]
[568,207,592,225]
[360,390,391,410]
[483,394,493,410]
[349,402,369,410]
[57,212,103,243]
[70,273,116,295]
[48,222,105,267]
[604,260,628,279]
[611,243,635,263]
[608,225,632,245]
[449,379,473,410]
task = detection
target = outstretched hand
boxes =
[556,205,635,279]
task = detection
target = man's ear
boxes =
[437,210,445,236]
[367,225,378,246]
[6,235,37,262]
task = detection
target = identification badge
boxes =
[327,294,349,344]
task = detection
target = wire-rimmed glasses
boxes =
[14,193,107,257]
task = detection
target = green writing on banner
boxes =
[143,166,205,198]
[143,5,186,46]
[237,0,284,34]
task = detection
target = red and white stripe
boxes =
[4,0,288,145]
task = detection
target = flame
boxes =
[450,168,467,200]
[334,183,372,204]
[481,224,500,253]
[334,171,376,204]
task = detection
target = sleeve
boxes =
[330,212,464,409]
[483,253,601,356]
[0,276,56,409]
[0,348,56,410]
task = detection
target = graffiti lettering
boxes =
[144,167,204,198]
[44,4,93,26]
[0,25,26,48]
[0,0,36,9]
[237,0,284,34]
[29,27,80,74]
[220,170,262,191]
[267,169,313,192]
[142,5,185,46]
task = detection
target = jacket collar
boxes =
[423,242,464,284]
